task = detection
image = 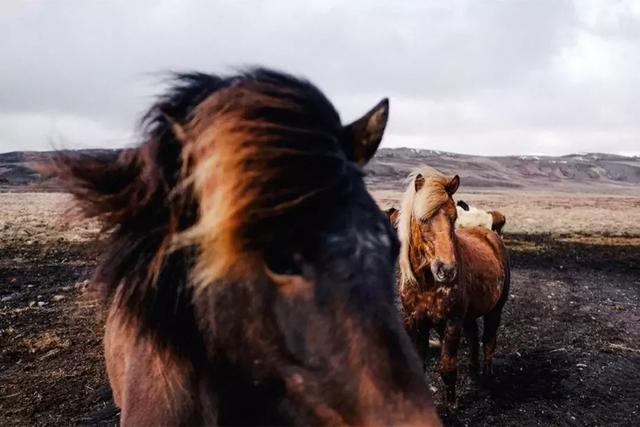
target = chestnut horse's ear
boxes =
[414,173,425,192]
[342,98,389,166]
[446,175,460,196]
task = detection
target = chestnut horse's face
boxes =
[414,175,460,284]
[420,201,458,283]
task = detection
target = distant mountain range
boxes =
[1,148,639,193]
[365,148,640,192]
[0,150,118,191]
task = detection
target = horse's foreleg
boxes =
[482,309,503,380]
[463,318,480,381]
[439,321,461,413]
[406,317,430,372]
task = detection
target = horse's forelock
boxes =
[173,78,349,288]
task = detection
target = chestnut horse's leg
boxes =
[482,308,503,380]
[463,318,480,381]
[439,321,461,413]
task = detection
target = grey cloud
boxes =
[0,0,638,155]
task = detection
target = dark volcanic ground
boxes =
[1,234,639,426]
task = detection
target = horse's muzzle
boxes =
[431,261,457,283]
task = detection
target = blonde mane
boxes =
[396,166,452,287]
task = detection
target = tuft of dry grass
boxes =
[0,193,100,245]
[23,332,70,354]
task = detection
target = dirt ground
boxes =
[1,192,639,426]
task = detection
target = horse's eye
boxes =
[264,250,303,276]
[264,252,314,298]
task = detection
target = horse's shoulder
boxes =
[483,227,503,244]
[457,227,504,256]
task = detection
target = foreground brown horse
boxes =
[396,167,510,413]
[44,69,440,426]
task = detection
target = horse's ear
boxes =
[342,98,389,166]
[161,110,188,142]
[414,173,425,192]
[456,200,469,211]
[446,175,460,196]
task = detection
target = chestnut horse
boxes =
[45,69,440,426]
[396,167,510,413]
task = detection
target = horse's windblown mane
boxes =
[173,71,351,287]
[41,68,355,348]
[397,167,452,286]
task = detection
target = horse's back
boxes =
[456,207,493,230]
[456,227,508,318]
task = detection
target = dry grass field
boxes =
[374,188,640,238]
[1,189,639,426]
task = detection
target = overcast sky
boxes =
[1,0,639,156]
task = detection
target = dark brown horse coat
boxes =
[44,69,440,426]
